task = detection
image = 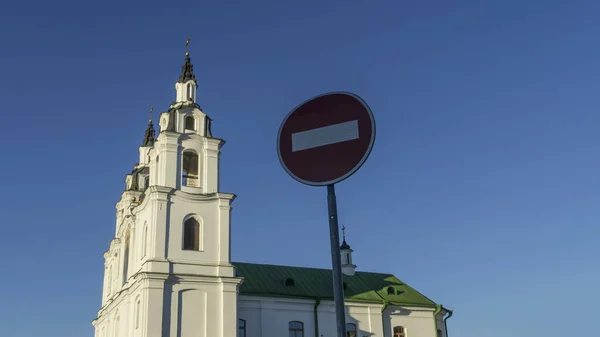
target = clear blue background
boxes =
[1,1,599,336]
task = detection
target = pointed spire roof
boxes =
[177,37,197,84]
[340,225,351,250]
[177,54,197,84]
[141,107,156,147]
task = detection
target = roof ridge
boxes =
[231,261,394,277]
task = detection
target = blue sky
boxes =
[1,0,599,336]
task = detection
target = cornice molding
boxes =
[171,191,236,203]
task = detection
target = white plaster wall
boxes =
[239,297,315,337]
[239,296,438,337]
[385,306,438,337]
[317,301,385,337]
[154,109,221,194]
[175,80,197,103]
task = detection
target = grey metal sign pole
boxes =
[327,184,347,337]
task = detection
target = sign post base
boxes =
[327,184,347,337]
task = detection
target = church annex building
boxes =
[91,48,453,337]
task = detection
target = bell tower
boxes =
[92,39,242,337]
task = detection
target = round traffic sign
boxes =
[277,92,376,186]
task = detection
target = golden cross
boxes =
[185,37,191,55]
[149,106,154,122]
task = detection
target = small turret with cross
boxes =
[340,225,356,276]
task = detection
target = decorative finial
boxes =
[341,225,346,240]
[141,106,156,147]
[185,37,191,56]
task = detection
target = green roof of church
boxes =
[232,262,437,308]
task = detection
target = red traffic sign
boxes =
[277,92,376,186]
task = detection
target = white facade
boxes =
[238,297,450,337]
[92,51,451,337]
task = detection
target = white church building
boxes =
[91,47,453,337]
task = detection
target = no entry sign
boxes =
[277,92,375,186]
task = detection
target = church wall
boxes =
[164,194,225,265]
[168,283,209,337]
[317,301,386,337]
[239,296,438,337]
[384,306,438,337]
[239,297,315,337]
[94,280,146,337]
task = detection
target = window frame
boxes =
[184,115,196,131]
[122,230,131,285]
[135,298,141,329]
[238,319,246,337]
[183,217,201,251]
[141,223,148,258]
[181,150,200,187]
[393,326,406,337]
[289,321,304,337]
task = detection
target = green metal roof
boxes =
[232,262,437,308]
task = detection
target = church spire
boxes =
[340,225,351,250]
[141,107,155,147]
[177,37,197,84]
[340,225,356,276]
[175,37,198,103]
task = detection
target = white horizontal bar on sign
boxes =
[291,120,359,152]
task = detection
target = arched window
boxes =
[387,287,395,295]
[341,251,352,265]
[238,319,246,337]
[393,326,406,337]
[135,298,141,329]
[107,266,112,295]
[183,217,200,251]
[114,316,120,337]
[142,223,148,258]
[182,151,199,187]
[346,323,357,337]
[289,321,304,337]
[154,155,160,185]
[187,83,193,101]
[122,230,130,285]
[185,115,195,130]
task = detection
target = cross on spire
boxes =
[149,106,154,122]
[340,225,350,250]
[185,37,191,56]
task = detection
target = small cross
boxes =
[341,225,346,239]
[185,37,191,55]
[149,106,154,122]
